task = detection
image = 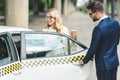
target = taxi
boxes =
[0,26,93,80]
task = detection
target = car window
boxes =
[0,34,17,66]
[12,34,21,56]
[24,34,68,58]
[12,34,21,42]
[23,33,85,59]
[69,40,84,54]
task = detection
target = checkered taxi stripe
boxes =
[22,55,85,68]
[0,62,22,77]
[0,55,93,77]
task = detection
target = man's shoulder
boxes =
[99,17,118,27]
[103,17,119,24]
[98,18,120,32]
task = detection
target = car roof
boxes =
[0,26,33,33]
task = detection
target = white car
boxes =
[0,26,93,80]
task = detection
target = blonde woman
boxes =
[43,8,69,35]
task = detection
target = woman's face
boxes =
[46,12,56,26]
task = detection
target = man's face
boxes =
[88,10,98,22]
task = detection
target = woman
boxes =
[43,8,69,35]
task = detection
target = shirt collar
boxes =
[95,15,108,26]
[99,15,108,22]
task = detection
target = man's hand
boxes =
[80,60,84,65]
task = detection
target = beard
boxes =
[93,18,98,22]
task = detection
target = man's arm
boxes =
[81,27,102,64]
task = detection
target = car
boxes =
[0,26,93,80]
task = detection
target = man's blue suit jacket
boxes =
[83,17,120,71]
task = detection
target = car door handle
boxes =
[12,71,21,75]
[72,62,80,66]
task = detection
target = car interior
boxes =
[0,36,11,66]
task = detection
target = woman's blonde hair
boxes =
[46,8,63,32]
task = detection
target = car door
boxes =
[20,32,93,80]
[0,32,21,80]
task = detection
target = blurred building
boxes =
[0,0,119,28]
[0,0,78,28]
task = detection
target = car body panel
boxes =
[20,50,93,80]
[0,61,22,80]
[0,26,93,80]
[0,26,33,33]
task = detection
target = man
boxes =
[80,1,120,80]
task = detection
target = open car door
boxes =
[20,32,93,80]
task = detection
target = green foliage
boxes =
[0,0,4,16]
[0,12,4,16]
[29,10,34,15]
[79,6,88,14]
[39,0,53,12]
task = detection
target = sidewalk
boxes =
[0,9,120,80]
[29,11,95,46]
[29,10,120,80]
[62,11,120,80]
[29,10,120,46]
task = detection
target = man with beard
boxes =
[80,1,120,80]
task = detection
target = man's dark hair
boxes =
[86,1,104,12]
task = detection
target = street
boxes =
[29,11,120,80]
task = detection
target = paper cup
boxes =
[70,30,77,40]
